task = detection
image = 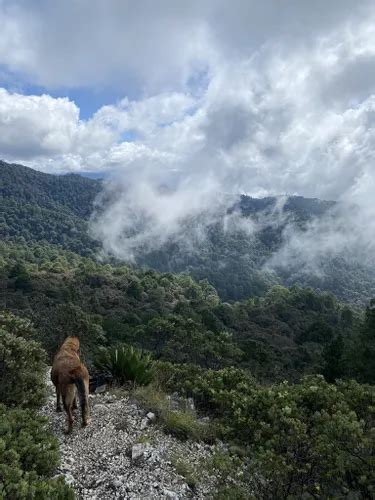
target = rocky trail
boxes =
[41,375,219,499]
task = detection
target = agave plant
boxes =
[95,344,154,386]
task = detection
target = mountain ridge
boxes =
[1,159,373,305]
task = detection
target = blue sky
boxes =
[2,84,113,121]
[0,66,132,120]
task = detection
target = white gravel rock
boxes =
[40,371,218,499]
[140,417,150,430]
[147,411,157,422]
[131,443,147,463]
[164,488,180,499]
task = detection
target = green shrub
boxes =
[245,377,375,498]
[95,344,154,385]
[155,363,255,416]
[0,311,38,340]
[0,404,74,499]
[213,485,250,500]
[154,361,206,394]
[0,329,46,408]
[199,373,375,498]
[33,303,106,361]
[154,364,375,498]
[206,448,252,498]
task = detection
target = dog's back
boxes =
[51,336,91,433]
[51,337,81,386]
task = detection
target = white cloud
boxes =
[0,88,193,171]
[0,1,372,92]
[0,89,80,158]
[0,0,216,92]
[0,88,117,169]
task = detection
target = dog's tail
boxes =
[70,366,90,425]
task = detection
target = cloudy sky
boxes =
[0,0,374,197]
[1,0,375,263]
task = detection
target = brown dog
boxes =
[51,336,91,433]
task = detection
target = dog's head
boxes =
[62,336,80,352]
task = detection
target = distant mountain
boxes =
[0,160,101,217]
[0,160,101,256]
[1,160,374,304]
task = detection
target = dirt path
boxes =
[41,375,216,499]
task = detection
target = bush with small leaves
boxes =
[0,329,46,408]
[0,310,38,340]
[154,361,205,393]
[0,404,74,499]
[154,363,375,498]
[245,377,375,498]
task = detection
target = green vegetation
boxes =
[0,311,73,498]
[2,160,375,305]
[0,239,364,381]
[170,449,249,499]
[208,450,249,500]
[0,310,38,340]
[134,385,213,442]
[0,314,46,409]
[95,344,154,386]
[162,410,208,441]
[0,160,101,257]
[354,299,375,383]
[155,366,375,498]
[1,161,375,498]
[133,385,168,416]
[0,229,372,388]
[0,405,74,499]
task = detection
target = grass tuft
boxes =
[134,385,217,442]
[171,455,199,490]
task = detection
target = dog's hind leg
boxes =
[62,385,76,434]
[72,388,78,410]
[56,386,62,412]
[82,377,91,426]
[71,365,91,427]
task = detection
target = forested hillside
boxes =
[0,160,101,256]
[1,161,375,498]
[2,160,374,304]
[0,240,369,383]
